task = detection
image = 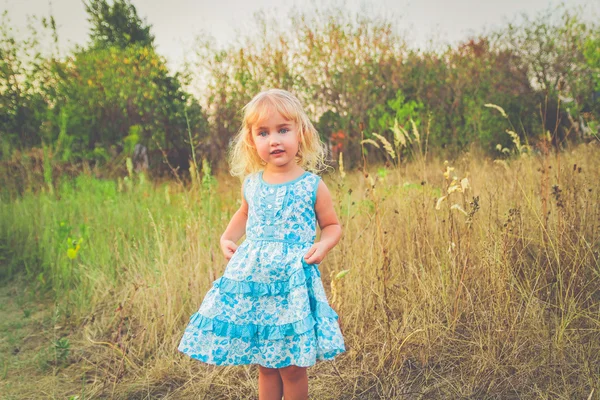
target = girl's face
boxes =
[251,107,301,171]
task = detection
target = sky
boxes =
[2,0,598,71]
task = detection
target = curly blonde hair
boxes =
[228,89,327,178]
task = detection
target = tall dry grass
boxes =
[1,141,599,398]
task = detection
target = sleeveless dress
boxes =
[177,170,346,368]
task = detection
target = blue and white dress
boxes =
[178,170,346,368]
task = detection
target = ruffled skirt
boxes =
[177,240,346,368]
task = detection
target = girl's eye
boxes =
[258,131,268,137]
[279,128,289,134]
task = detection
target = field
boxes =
[0,142,599,399]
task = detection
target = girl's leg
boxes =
[279,365,308,400]
[258,365,283,400]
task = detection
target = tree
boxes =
[0,12,50,154]
[38,0,210,169]
[84,0,154,49]
[497,7,597,145]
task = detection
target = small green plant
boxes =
[201,158,217,189]
[53,337,70,364]
[377,167,388,180]
[124,125,141,154]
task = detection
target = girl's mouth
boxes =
[271,150,284,154]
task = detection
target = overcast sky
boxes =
[2,0,598,70]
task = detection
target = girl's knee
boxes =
[278,365,306,381]
[258,365,280,376]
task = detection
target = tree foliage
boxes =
[44,45,204,161]
[0,4,598,171]
[0,0,209,168]
[188,6,598,168]
[84,0,154,49]
[0,12,50,155]
[497,7,597,142]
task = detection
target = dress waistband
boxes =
[245,237,313,245]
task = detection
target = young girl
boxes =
[178,89,346,399]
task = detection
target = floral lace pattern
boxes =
[178,171,346,367]
[244,171,320,243]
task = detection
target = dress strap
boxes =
[310,173,321,205]
[242,172,259,202]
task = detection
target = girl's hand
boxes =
[304,242,328,264]
[220,239,238,260]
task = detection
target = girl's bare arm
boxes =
[304,180,342,264]
[220,186,249,259]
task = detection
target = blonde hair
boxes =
[228,89,327,178]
